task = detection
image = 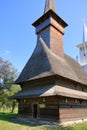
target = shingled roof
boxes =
[11,84,87,100]
[15,37,87,85]
[15,0,87,86]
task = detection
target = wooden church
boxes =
[12,0,87,123]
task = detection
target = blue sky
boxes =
[0,0,87,72]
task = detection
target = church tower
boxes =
[77,22,87,72]
[32,0,68,58]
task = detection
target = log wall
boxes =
[18,96,87,122]
[59,97,87,122]
[18,96,59,121]
[59,105,87,122]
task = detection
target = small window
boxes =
[75,99,78,103]
[80,100,82,104]
[24,99,26,103]
[80,47,84,51]
[39,104,45,108]
[70,105,72,108]
[80,47,83,51]
[65,98,68,103]
[82,87,84,92]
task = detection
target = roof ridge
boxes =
[39,37,65,62]
[39,37,87,85]
[39,37,77,78]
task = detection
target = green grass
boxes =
[0,112,87,130]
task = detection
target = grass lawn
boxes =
[0,112,87,130]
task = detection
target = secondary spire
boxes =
[44,0,56,13]
[83,20,87,42]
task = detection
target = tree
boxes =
[0,57,17,90]
[0,57,21,111]
[0,89,8,109]
[9,85,21,113]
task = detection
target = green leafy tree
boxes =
[0,57,21,112]
[0,57,17,90]
[9,85,21,113]
[0,89,8,109]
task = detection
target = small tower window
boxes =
[80,47,84,51]
[80,47,83,51]
[84,52,87,56]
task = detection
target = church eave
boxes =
[32,10,68,28]
[15,72,56,85]
[10,84,87,100]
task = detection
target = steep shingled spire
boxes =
[33,0,68,58]
[44,0,56,13]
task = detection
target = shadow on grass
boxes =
[0,112,35,127]
[0,112,16,122]
[0,112,74,130]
